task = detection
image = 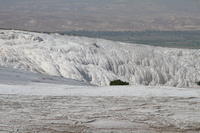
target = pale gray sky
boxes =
[0,0,200,31]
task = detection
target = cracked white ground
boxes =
[0,30,199,133]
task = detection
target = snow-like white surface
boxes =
[0,51,199,133]
[0,66,199,97]
[0,83,200,97]
[0,30,199,87]
[0,82,200,133]
[0,67,89,86]
[0,65,199,98]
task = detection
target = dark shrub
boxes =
[92,43,100,48]
[197,81,200,86]
[110,80,129,86]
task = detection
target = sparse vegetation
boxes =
[110,80,129,86]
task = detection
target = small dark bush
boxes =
[197,81,200,86]
[110,80,129,86]
[93,43,100,48]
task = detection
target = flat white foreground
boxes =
[0,83,200,98]
[0,95,199,133]
[0,67,199,133]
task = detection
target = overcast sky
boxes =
[0,0,200,31]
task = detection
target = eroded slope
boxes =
[0,30,199,87]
